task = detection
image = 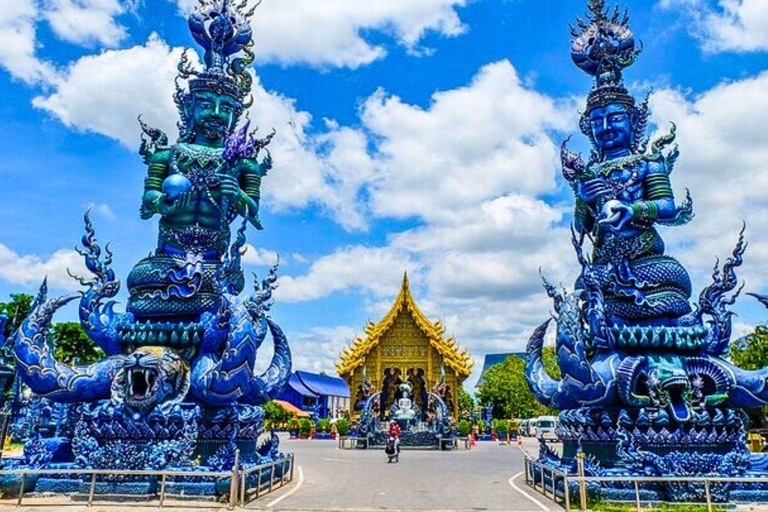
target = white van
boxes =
[535,416,558,441]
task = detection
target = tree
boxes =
[732,326,768,371]
[476,355,551,419]
[263,401,291,426]
[458,387,474,417]
[732,325,768,428]
[51,322,105,365]
[0,293,34,340]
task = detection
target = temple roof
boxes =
[335,272,473,379]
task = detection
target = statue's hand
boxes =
[157,191,192,216]
[219,174,240,199]
[598,200,633,232]
[578,177,610,204]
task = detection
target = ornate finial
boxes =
[402,271,410,290]
[571,0,642,113]
[181,0,257,102]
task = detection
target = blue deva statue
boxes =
[526,0,768,503]
[6,0,291,500]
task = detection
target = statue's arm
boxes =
[630,161,676,225]
[140,150,171,219]
[574,195,595,234]
[232,159,264,230]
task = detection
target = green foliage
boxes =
[589,500,724,512]
[477,419,487,434]
[458,387,474,416]
[51,322,105,365]
[542,346,560,379]
[318,418,331,433]
[298,418,312,435]
[288,417,300,431]
[732,325,768,426]
[496,419,510,433]
[732,325,768,370]
[476,355,551,419]
[263,401,291,426]
[336,418,350,436]
[0,293,34,340]
[457,419,471,437]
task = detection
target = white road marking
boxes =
[508,471,554,512]
[266,465,304,509]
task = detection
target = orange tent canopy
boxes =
[273,399,311,418]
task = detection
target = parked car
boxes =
[535,416,558,441]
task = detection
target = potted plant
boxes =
[336,418,350,437]
[497,419,509,440]
[316,418,332,440]
[288,417,300,439]
[298,418,312,439]
[457,419,471,438]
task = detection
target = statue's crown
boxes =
[570,0,642,112]
[178,0,256,102]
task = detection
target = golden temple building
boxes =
[336,272,473,419]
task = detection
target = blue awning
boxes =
[296,371,350,398]
[287,373,319,397]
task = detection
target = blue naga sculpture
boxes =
[526,0,768,503]
[4,0,291,498]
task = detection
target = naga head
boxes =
[111,347,191,414]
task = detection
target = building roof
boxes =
[295,370,350,398]
[475,353,526,387]
[273,399,311,418]
[336,272,474,379]
[286,373,319,398]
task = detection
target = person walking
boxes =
[386,420,401,463]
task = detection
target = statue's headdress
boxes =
[572,0,649,151]
[175,0,257,139]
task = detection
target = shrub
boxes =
[298,418,312,436]
[457,419,472,437]
[288,417,299,432]
[497,419,510,433]
[336,418,350,436]
[477,419,487,434]
[318,418,331,433]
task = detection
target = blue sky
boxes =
[2,0,768,388]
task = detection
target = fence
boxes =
[524,454,768,512]
[0,451,295,509]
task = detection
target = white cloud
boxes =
[174,0,468,69]
[86,202,117,220]
[0,244,90,292]
[360,61,574,222]
[42,0,130,48]
[32,34,182,146]
[0,0,56,83]
[242,244,279,266]
[662,0,768,53]
[276,246,415,303]
[287,325,358,375]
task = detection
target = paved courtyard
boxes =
[254,436,552,511]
